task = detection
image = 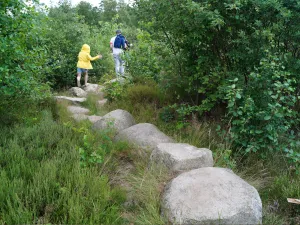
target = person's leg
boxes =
[77,73,81,87]
[84,70,88,86]
[119,56,125,77]
[113,54,120,78]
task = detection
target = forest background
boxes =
[0,0,299,224]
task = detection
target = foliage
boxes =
[126,83,162,104]
[224,54,299,164]
[78,134,103,167]
[44,2,97,88]
[125,30,162,82]
[0,111,125,224]
[0,0,51,119]
[104,80,129,102]
[42,1,138,88]
[135,0,300,164]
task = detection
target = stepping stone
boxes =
[114,123,175,151]
[83,83,104,94]
[92,109,135,133]
[106,77,126,84]
[150,143,213,172]
[55,96,86,103]
[72,114,88,121]
[67,106,90,115]
[162,167,262,225]
[69,87,87,97]
[88,115,102,123]
[97,99,108,107]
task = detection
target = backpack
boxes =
[114,34,125,49]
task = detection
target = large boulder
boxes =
[92,109,135,133]
[67,106,90,115]
[83,83,104,93]
[150,143,213,172]
[83,83,105,97]
[114,123,175,151]
[88,115,102,123]
[72,114,88,122]
[69,87,87,97]
[162,167,262,225]
[55,96,86,103]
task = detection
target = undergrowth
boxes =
[100,81,300,225]
[0,103,127,224]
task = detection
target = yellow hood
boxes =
[81,44,90,53]
[77,44,99,70]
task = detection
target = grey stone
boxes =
[97,99,108,107]
[67,106,90,115]
[162,167,262,225]
[150,143,213,172]
[92,109,135,133]
[69,87,87,97]
[107,77,126,84]
[114,123,175,151]
[83,83,105,97]
[72,114,88,121]
[83,83,104,94]
[88,115,102,123]
[55,96,86,103]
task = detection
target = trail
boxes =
[55,82,262,225]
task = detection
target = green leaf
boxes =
[236,93,241,99]
[264,115,271,120]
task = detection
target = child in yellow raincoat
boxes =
[77,44,102,87]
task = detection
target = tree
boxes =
[76,1,101,26]
[99,0,117,22]
[0,0,50,121]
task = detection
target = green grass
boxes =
[81,93,103,115]
[0,109,126,224]
[116,148,172,225]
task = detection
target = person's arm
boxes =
[87,54,102,61]
[110,37,114,50]
[121,38,127,49]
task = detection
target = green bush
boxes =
[104,81,129,102]
[126,83,162,105]
[224,55,299,165]
[0,1,51,117]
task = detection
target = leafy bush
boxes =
[125,30,162,82]
[0,0,51,119]
[104,81,128,102]
[224,55,299,164]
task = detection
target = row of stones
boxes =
[57,85,262,225]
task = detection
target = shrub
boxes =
[104,81,129,102]
[126,84,162,105]
[224,55,299,166]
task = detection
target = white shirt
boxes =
[110,36,123,55]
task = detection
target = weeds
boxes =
[126,150,171,225]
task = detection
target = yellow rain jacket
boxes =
[77,44,99,69]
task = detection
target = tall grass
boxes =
[0,110,125,224]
